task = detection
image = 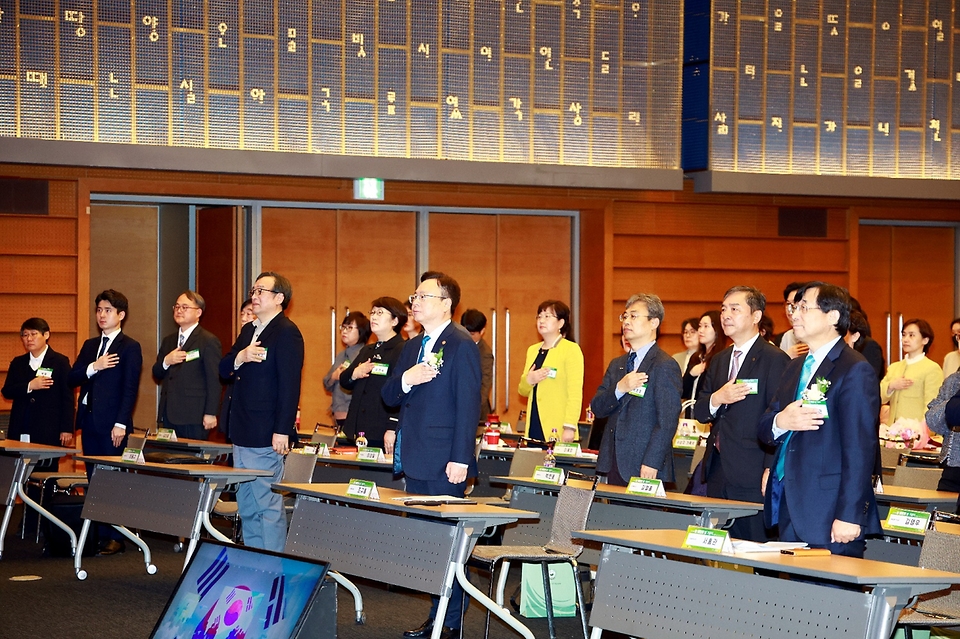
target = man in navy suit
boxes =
[219,272,303,552]
[2,318,75,469]
[592,293,682,486]
[694,286,789,542]
[382,271,481,639]
[69,289,143,555]
[758,282,881,557]
[152,290,222,440]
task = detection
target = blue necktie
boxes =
[97,335,109,358]
[417,334,431,363]
[178,333,185,349]
[774,354,817,481]
[626,350,637,372]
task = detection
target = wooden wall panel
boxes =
[90,204,159,432]
[857,226,893,341]
[0,217,77,255]
[429,213,498,320]
[0,294,77,332]
[0,256,77,293]
[196,206,239,353]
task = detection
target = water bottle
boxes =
[544,428,559,467]
[355,431,368,448]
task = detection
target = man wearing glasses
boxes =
[219,272,304,552]
[759,282,881,557]
[152,291,222,440]
[591,293,682,486]
[382,271,481,639]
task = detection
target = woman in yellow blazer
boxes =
[518,300,584,443]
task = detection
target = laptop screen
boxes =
[150,541,329,639]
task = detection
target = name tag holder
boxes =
[357,447,386,462]
[627,383,647,398]
[682,525,733,554]
[673,434,700,449]
[626,476,666,497]
[156,428,178,442]
[371,363,390,376]
[122,446,146,465]
[532,466,565,485]
[735,378,759,394]
[802,400,829,418]
[553,443,581,457]
[35,368,53,378]
[184,349,201,362]
[346,479,380,500]
[884,507,930,534]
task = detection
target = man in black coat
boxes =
[153,291,222,440]
[2,318,75,469]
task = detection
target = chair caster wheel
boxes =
[76,570,88,580]
[147,564,158,575]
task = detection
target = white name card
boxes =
[682,525,733,554]
[884,507,930,534]
[346,479,380,500]
[553,443,581,457]
[625,477,666,497]
[357,447,386,462]
[156,428,177,442]
[532,465,565,485]
[121,447,146,464]
[673,434,699,450]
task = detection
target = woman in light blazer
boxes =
[518,300,583,443]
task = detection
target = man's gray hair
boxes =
[626,293,665,322]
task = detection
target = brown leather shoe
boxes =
[97,539,125,556]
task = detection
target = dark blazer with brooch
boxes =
[694,337,789,497]
[2,347,74,445]
[152,325,222,427]
[218,313,304,448]
[758,339,882,546]
[339,333,405,445]
[381,322,481,482]
[477,338,494,418]
[592,343,682,482]
[68,331,143,445]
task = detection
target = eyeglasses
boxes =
[786,303,821,315]
[537,313,558,320]
[619,312,651,323]
[172,304,200,312]
[249,286,280,297]
[340,324,358,331]
[409,293,447,304]
[682,329,698,336]
[369,308,390,317]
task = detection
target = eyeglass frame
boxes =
[619,312,652,323]
[172,304,201,312]
[786,302,822,315]
[408,293,448,304]
[249,286,281,298]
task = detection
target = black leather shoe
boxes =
[97,539,125,556]
[437,627,459,639]
[403,620,434,638]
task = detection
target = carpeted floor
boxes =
[0,504,597,639]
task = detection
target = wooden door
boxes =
[196,206,242,355]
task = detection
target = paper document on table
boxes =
[731,540,809,553]
[391,496,475,505]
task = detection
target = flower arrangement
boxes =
[880,417,922,449]
[425,347,444,371]
[800,377,831,402]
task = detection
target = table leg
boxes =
[0,502,13,559]
[589,627,604,639]
[75,518,92,579]
[201,511,234,543]
[328,571,365,624]
[183,536,199,570]
[16,482,77,556]
[114,525,156,574]
[455,564,535,639]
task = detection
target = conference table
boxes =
[278,482,540,639]
[476,447,598,497]
[143,435,232,461]
[864,485,960,565]
[309,450,407,489]
[0,440,80,559]
[580,527,960,639]
[74,456,271,579]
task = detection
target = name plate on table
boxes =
[357,447,386,462]
[315,442,331,457]
[885,507,931,534]
[553,443,581,456]
[346,479,380,500]
[682,525,733,554]
[673,434,700,449]
[121,446,146,464]
[626,477,666,497]
[156,428,178,441]
[532,466,565,485]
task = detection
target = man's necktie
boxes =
[417,335,431,363]
[97,336,109,358]
[626,350,637,372]
[178,333,185,349]
[728,349,742,382]
[774,354,817,480]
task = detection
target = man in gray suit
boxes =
[592,293,683,486]
[153,291,222,440]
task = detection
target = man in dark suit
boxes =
[694,286,789,541]
[68,289,143,555]
[382,271,481,639]
[219,272,303,552]
[152,291,222,440]
[460,308,494,418]
[759,282,881,557]
[2,318,75,469]
[592,293,682,486]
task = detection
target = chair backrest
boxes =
[879,447,903,471]
[282,451,316,483]
[544,484,596,556]
[915,529,960,617]
[311,424,338,447]
[510,449,546,478]
[891,465,943,490]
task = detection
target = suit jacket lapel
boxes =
[636,343,660,375]
[255,314,284,344]
[182,327,203,351]
[735,339,764,379]
[108,332,124,355]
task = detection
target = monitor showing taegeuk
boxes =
[150,541,329,639]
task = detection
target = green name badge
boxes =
[553,443,581,457]
[35,367,53,378]
[357,446,386,462]
[346,478,380,500]
[735,378,759,394]
[884,507,931,534]
[545,367,558,379]
[184,349,200,362]
[371,362,390,376]
[801,399,829,418]
[532,465,565,485]
[121,446,146,465]
[682,525,733,554]
[627,383,647,397]
[315,442,331,458]
[625,477,666,497]
[156,427,178,442]
[673,434,700,450]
